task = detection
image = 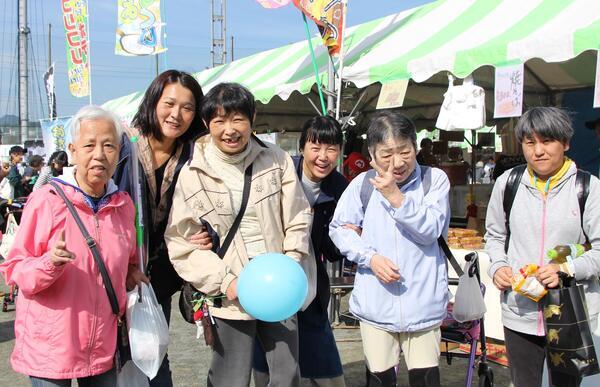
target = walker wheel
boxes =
[478,363,494,387]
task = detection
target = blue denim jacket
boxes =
[329,164,450,332]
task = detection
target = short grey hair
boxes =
[514,107,573,144]
[367,110,417,155]
[70,105,123,142]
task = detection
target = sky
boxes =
[0,0,434,121]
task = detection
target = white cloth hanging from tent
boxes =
[436,75,486,131]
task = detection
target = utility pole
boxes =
[231,35,234,62]
[48,23,52,67]
[18,0,29,144]
[210,0,227,67]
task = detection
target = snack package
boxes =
[512,264,548,302]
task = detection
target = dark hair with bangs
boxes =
[201,83,256,126]
[514,106,573,144]
[299,115,343,151]
[132,69,205,143]
[367,110,417,155]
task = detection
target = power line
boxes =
[0,0,9,108]
[28,34,45,119]
[3,36,18,120]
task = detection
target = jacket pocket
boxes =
[30,300,61,355]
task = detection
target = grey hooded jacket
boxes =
[485,162,600,335]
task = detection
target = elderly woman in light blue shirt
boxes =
[329,110,450,387]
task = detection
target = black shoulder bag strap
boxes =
[502,164,527,253]
[216,163,253,258]
[199,163,252,309]
[421,166,464,277]
[49,181,119,316]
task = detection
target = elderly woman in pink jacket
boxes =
[0,105,147,387]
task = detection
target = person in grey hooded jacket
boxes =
[485,107,600,387]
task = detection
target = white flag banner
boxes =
[594,51,600,108]
[494,63,524,118]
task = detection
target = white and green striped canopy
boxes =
[103,0,600,122]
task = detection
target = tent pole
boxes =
[334,0,348,120]
[327,58,335,114]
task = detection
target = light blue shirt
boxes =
[329,164,451,332]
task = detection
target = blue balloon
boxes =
[237,253,308,322]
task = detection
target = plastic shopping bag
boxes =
[117,360,149,387]
[0,213,18,258]
[126,282,170,379]
[435,74,486,131]
[452,260,486,322]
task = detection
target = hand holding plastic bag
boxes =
[126,282,170,379]
[452,260,486,322]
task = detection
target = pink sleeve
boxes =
[0,191,66,296]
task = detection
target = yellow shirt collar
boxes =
[528,157,572,195]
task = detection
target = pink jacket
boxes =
[0,173,136,379]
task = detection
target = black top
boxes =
[293,156,349,312]
[154,160,168,207]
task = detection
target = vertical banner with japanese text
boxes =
[115,0,167,56]
[40,117,73,157]
[293,0,344,56]
[494,63,524,118]
[61,0,89,97]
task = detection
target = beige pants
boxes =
[360,322,441,372]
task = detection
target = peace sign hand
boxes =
[369,161,404,208]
